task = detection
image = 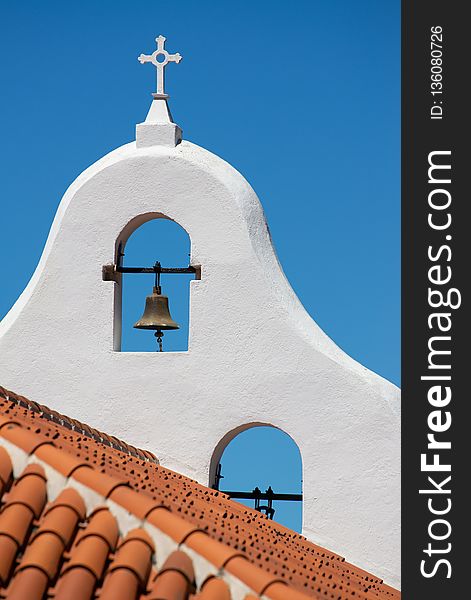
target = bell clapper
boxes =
[155,330,164,352]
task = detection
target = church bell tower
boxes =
[0,36,400,587]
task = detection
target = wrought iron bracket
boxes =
[221,489,303,502]
[213,464,301,519]
[220,486,302,520]
[102,263,197,282]
[102,244,198,283]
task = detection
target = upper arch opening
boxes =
[113,214,195,352]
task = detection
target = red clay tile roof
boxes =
[0,385,400,599]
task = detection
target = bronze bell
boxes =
[134,286,180,332]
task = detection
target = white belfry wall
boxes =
[0,101,400,587]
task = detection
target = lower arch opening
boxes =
[211,424,303,532]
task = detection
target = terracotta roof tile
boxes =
[159,550,195,584]
[0,536,17,586]
[4,566,49,600]
[4,463,47,518]
[69,535,111,579]
[98,530,155,600]
[0,422,52,455]
[54,567,97,600]
[0,448,12,492]
[35,491,84,546]
[35,444,92,478]
[0,504,33,548]
[264,581,328,600]
[73,507,119,552]
[225,555,284,596]
[17,531,64,579]
[108,483,158,519]
[146,507,202,544]
[0,386,400,599]
[147,552,195,599]
[72,465,130,498]
[0,416,21,430]
[184,530,244,569]
[147,570,190,600]
[109,528,154,585]
[194,577,231,600]
[45,487,87,520]
[100,569,141,600]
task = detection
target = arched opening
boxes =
[114,215,196,352]
[211,424,303,532]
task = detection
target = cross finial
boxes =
[138,35,182,98]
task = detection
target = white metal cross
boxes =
[138,35,182,98]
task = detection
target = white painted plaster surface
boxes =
[136,98,182,148]
[0,113,400,586]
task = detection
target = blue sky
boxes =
[0,1,399,530]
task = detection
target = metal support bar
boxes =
[102,261,196,282]
[116,266,196,274]
[214,462,301,519]
[102,243,196,282]
[221,490,302,502]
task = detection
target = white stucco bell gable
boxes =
[0,100,400,587]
